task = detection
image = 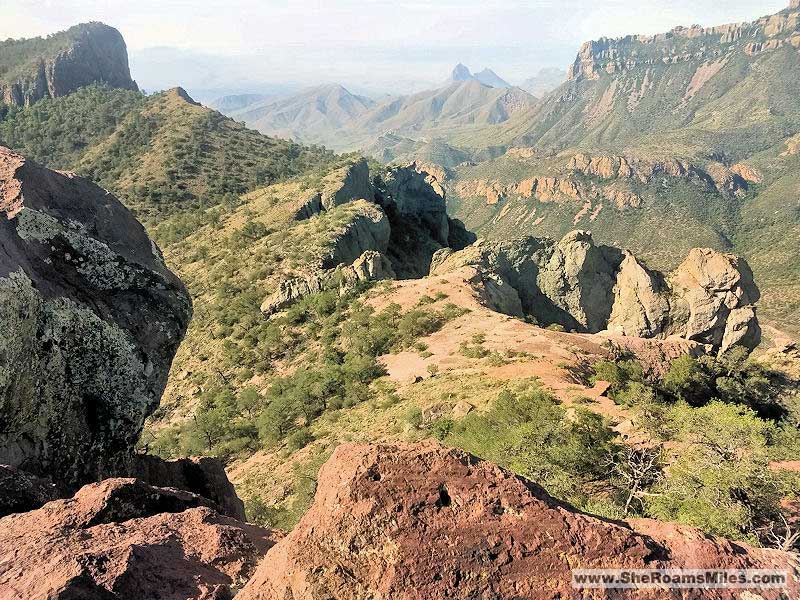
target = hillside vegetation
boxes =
[0,85,337,230]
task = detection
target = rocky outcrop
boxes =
[607,252,671,338]
[0,146,191,491]
[668,248,761,352]
[238,442,797,600]
[261,250,396,315]
[321,158,372,211]
[432,231,760,352]
[131,455,246,521]
[375,163,450,246]
[321,201,391,268]
[268,161,470,310]
[0,22,138,107]
[0,478,275,599]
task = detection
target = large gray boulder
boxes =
[667,248,761,352]
[0,146,191,491]
[432,231,760,352]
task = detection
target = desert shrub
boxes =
[645,402,784,543]
[287,428,315,451]
[591,359,644,400]
[445,385,618,506]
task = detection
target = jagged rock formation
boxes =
[0,478,275,599]
[261,250,396,315]
[0,146,191,491]
[238,442,797,599]
[263,161,475,314]
[0,23,137,107]
[433,231,760,352]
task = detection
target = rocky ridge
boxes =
[238,442,798,600]
[567,2,800,81]
[0,23,137,107]
[261,159,474,314]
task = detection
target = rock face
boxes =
[433,231,760,352]
[669,248,761,352]
[131,455,246,521]
[238,442,797,600]
[0,146,191,491]
[0,478,275,599]
[0,23,138,107]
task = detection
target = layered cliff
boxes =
[0,22,137,107]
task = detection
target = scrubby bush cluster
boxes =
[147,291,468,460]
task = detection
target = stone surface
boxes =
[261,250,395,315]
[0,23,138,107]
[0,464,57,517]
[0,478,275,600]
[131,454,246,521]
[0,146,191,491]
[607,252,670,337]
[320,158,373,211]
[239,442,797,600]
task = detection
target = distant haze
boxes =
[2,0,790,101]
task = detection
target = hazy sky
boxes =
[1,0,790,99]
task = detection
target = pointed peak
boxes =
[452,63,472,81]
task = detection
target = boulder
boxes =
[131,454,246,520]
[238,442,797,600]
[0,478,275,599]
[537,230,622,332]
[668,248,761,351]
[607,252,670,337]
[0,464,57,517]
[0,146,191,491]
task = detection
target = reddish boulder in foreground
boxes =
[239,442,798,600]
[0,478,276,600]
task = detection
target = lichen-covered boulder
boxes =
[0,146,191,491]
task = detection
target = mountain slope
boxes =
[0,85,336,230]
[233,84,375,146]
[0,22,137,107]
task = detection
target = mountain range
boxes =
[0,8,798,599]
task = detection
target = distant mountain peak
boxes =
[452,64,473,81]
[450,64,510,88]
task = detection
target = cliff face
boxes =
[567,3,800,81]
[0,22,137,107]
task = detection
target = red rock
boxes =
[0,478,276,600]
[239,442,798,600]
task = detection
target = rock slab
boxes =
[239,442,797,600]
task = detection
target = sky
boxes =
[0,0,790,100]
